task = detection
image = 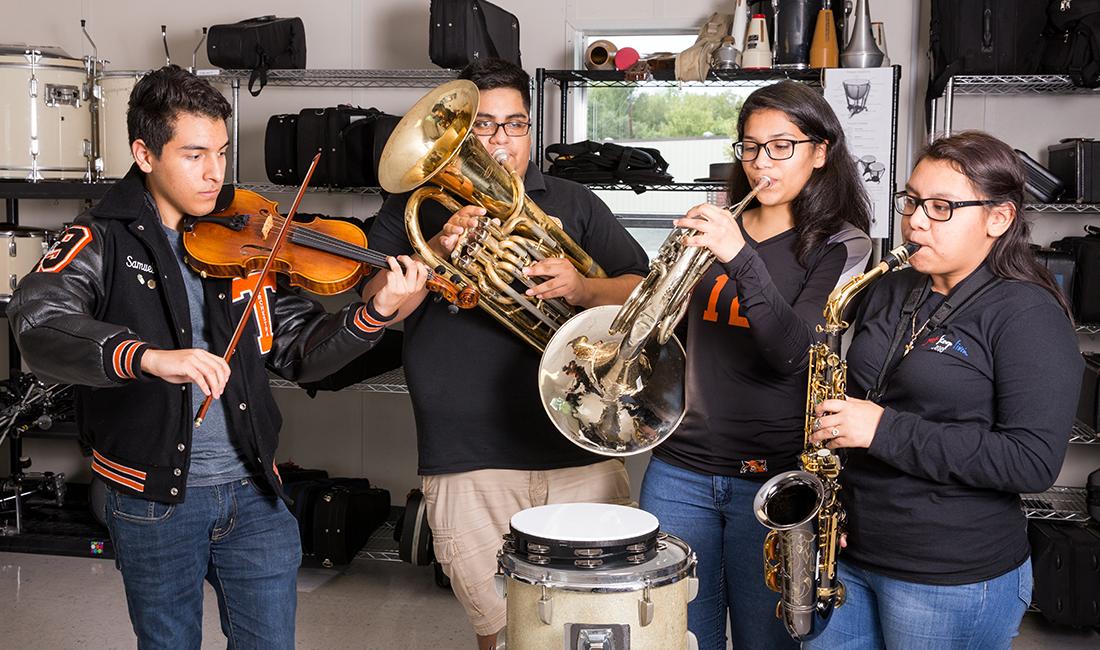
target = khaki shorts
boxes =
[422,459,632,636]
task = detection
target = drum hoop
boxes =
[0,229,49,238]
[509,525,657,551]
[0,61,88,73]
[0,166,91,173]
[97,70,149,79]
[499,535,696,593]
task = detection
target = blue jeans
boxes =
[639,457,797,650]
[104,478,301,649]
[804,558,1032,650]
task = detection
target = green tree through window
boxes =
[587,87,745,142]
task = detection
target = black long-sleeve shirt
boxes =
[841,267,1083,584]
[654,221,871,478]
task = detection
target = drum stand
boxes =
[0,376,69,536]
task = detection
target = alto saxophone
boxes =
[752,241,919,641]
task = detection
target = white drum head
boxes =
[511,503,658,543]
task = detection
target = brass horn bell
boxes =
[378,80,606,351]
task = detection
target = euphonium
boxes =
[377,80,606,351]
[753,241,919,641]
[537,178,772,456]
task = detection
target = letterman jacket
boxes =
[6,166,392,503]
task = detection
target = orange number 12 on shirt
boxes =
[702,275,750,328]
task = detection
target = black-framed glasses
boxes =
[892,191,1000,222]
[734,138,816,161]
[471,120,532,137]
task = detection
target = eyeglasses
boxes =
[471,120,532,137]
[892,191,1000,222]
[734,138,816,162]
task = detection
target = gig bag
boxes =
[1033,247,1076,305]
[1088,467,1100,522]
[1028,520,1100,627]
[1080,353,1099,432]
[296,106,399,187]
[429,0,521,69]
[1015,149,1065,203]
[264,113,300,185]
[207,16,306,96]
[1047,138,1100,204]
[928,0,1047,101]
[1050,226,1100,322]
[312,480,391,567]
[1040,0,1100,88]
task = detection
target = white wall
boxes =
[2,1,1096,497]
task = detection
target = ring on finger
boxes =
[830,428,839,438]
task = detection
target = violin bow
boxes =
[194,152,322,428]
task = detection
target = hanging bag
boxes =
[207,16,307,96]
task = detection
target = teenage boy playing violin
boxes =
[7,65,426,649]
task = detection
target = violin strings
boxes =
[263,213,390,267]
[265,214,443,281]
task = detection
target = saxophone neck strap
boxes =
[867,264,999,401]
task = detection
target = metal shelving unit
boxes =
[1025,202,1100,213]
[205,68,458,185]
[1070,422,1099,445]
[535,66,902,247]
[1078,323,1100,336]
[933,75,1100,139]
[356,520,401,562]
[578,182,724,193]
[238,182,385,196]
[535,68,824,173]
[207,68,457,89]
[1021,486,1090,523]
[269,368,408,394]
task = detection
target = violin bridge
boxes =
[261,213,274,239]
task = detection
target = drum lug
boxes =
[537,584,553,625]
[687,576,699,603]
[494,572,506,599]
[9,238,16,258]
[638,584,654,627]
[9,274,17,293]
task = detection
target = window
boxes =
[574,33,769,257]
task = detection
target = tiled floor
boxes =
[1,551,1097,649]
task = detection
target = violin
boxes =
[181,187,478,309]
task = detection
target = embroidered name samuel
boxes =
[125,256,154,273]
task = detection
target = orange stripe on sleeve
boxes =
[92,461,145,493]
[93,449,148,480]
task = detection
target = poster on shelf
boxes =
[823,67,894,240]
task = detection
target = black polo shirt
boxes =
[368,164,650,474]
[841,267,1082,584]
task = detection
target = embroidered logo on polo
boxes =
[37,225,93,272]
[231,273,276,355]
[922,334,970,357]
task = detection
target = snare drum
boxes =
[0,225,52,302]
[0,47,92,181]
[95,70,147,178]
[498,503,699,650]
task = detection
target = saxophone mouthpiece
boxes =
[493,149,509,164]
[756,175,773,188]
[881,242,921,270]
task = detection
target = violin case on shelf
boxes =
[207,16,306,96]
[264,107,399,188]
